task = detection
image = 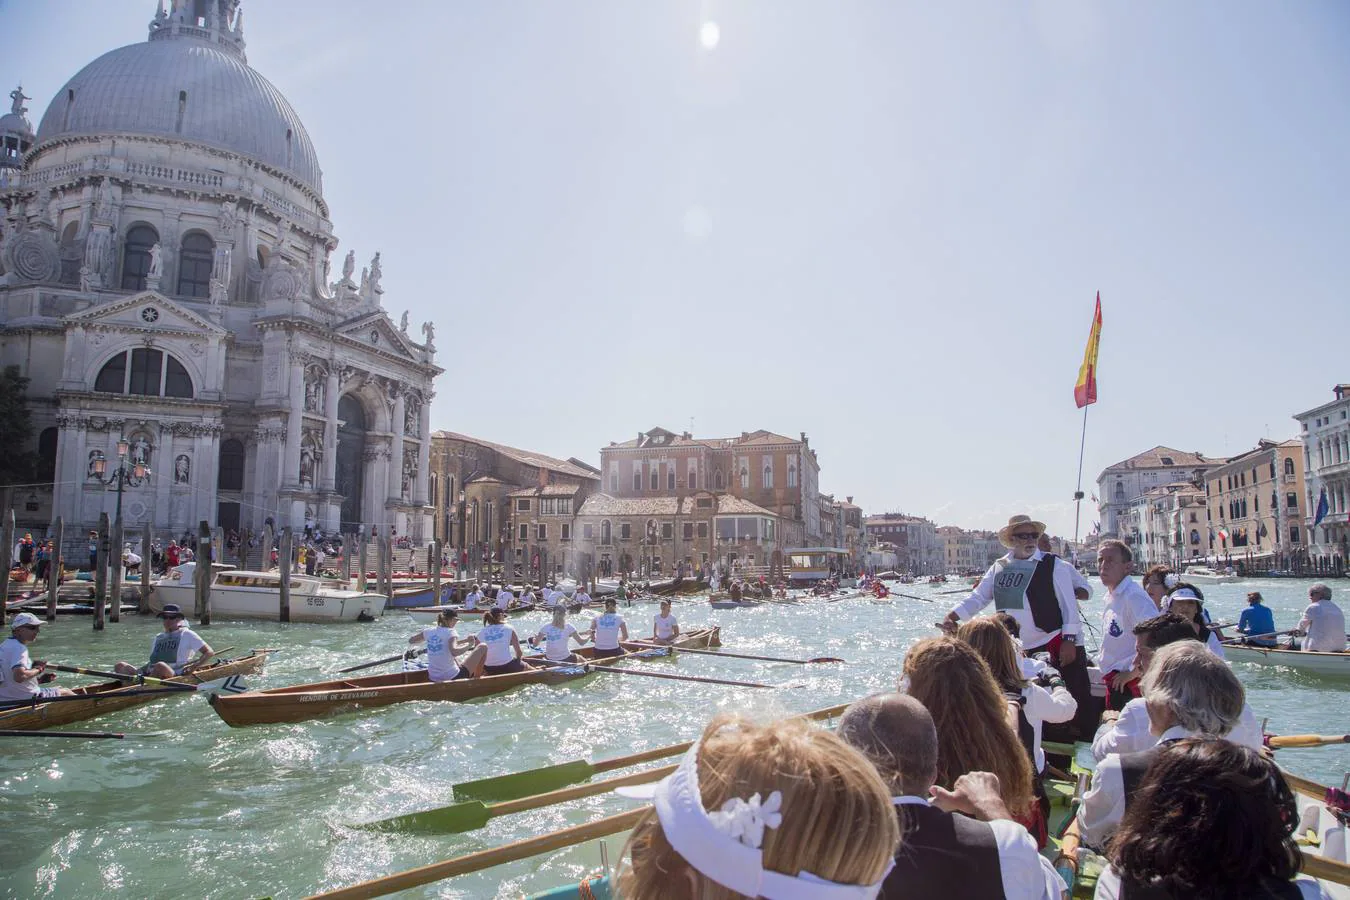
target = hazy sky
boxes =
[5,0,1348,538]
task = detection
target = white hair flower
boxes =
[1164,573,1180,589]
[707,790,783,849]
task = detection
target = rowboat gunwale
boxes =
[1223,642,1350,676]
[208,627,722,727]
[0,650,271,731]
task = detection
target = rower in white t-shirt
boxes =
[407,608,477,682]
[476,608,525,675]
[651,600,680,645]
[463,585,482,611]
[0,613,74,701]
[495,587,515,611]
[114,604,212,679]
[589,598,629,659]
[530,607,586,662]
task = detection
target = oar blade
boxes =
[195,675,250,695]
[352,799,491,835]
[454,759,595,803]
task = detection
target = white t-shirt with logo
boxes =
[479,624,517,666]
[495,589,514,610]
[423,625,460,682]
[0,636,37,700]
[536,623,580,661]
[147,626,207,671]
[593,613,625,650]
[464,591,481,610]
[654,613,678,640]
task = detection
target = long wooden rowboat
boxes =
[0,650,271,731]
[210,627,721,727]
[405,603,540,625]
[1224,643,1350,677]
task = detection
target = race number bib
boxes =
[992,559,1039,612]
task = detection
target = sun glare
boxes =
[699,21,720,50]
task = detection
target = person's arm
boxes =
[1296,605,1314,634]
[182,635,213,672]
[929,771,1013,822]
[943,565,996,629]
[670,618,679,638]
[10,660,44,684]
[619,620,629,641]
[409,632,427,645]
[509,631,523,660]
[1237,608,1253,635]
[1076,760,1124,850]
[568,626,587,648]
[1028,680,1077,725]
[1052,559,1082,643]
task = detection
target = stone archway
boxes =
[336,393,367,531]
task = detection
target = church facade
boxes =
[0,1,440,541]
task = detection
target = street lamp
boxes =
[89,437,151,521]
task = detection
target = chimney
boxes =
[638,431,644,445]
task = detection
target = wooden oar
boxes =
[451,700,854,803]
[0,686,205,711]
[626,641,843,665]
[309,806,649,900]
[937,588,968,595]
[1268,734,1349,749]
[894,592,936,603]
[562,660,772,689]
[1221,629,1297,645]
[46,664,199,691]
[355,761,678,835]
[337,647,426,674]
[0,728,169,739]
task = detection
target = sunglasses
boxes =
[1011,532,1041,541]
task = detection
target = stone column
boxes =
[283,358,304,487]
[321,369,339,491]
[390,390,406,502]
[154,426,173,532]
[415,398,432,506]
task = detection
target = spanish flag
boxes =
[1074,293,1102,409]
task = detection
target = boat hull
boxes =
[1225,643,1350,677]
[388,584,454,609]
[0,651,270,731]
[210,627,720,726]
[152,581,386,622]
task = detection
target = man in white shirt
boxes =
[838,693,1066,900]
[1296,582,1347,652]
[1091,612,1262,761]
[113,604,213,679]
[1094,539,1161,710]
[463,584,482,611]
[1078,642,1245,849]
[0,613,75,701]
[944,514,1092,735]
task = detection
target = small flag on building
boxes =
[1217,527,1229,544]
[1314,488,1330,526]
[1074,293,1103,409]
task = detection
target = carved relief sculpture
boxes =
[174,454,191,484]
[299,447,315,487]
[148,242,163,278]
[402,446,417,498]
[404,396,420,437]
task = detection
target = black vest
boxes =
[1007,690,1036,769]
[1121,874,1304,899]
[1026,553,1064,636]
[1118,746,1158,809]
[881,803,1005,900]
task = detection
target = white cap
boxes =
[11,612,43,628]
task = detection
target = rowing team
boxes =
[405,598,681,681]
[458,583,590,612]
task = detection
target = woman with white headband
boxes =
[616,714,899,899]
[1162,582,1226,659]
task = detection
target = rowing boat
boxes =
[1225,643,1350,678]
[209,627,722,727]
[0,650,271,731]
[405,602,540,625]
[708,595,762,609]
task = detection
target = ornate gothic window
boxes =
[121,225,158,291]
[94,349,194,398]
[177,232,214,298]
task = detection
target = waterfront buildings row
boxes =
[1096,384,1350,571]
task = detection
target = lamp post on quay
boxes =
[88,437,151,617]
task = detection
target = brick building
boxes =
[864,514,944,574]
[598,427,822,547]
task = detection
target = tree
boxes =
[0,366,37,488]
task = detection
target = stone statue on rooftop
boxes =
[369,252,383,293]
[342,249,355,282]
[399,310,409,333]
[148,243,163,278]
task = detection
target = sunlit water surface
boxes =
[2,578,1346,898]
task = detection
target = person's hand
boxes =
[939,613,959,635]
[930,772,1010,822]
[32,660,47,671]
[1058,640,1078,667]
[38,672,57,684]
[1117,666,1140,688]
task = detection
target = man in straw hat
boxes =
[943,514,1096,736]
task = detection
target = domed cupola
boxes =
[0,85,35,172]
[33,0,324,196]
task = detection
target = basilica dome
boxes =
[35,28,322,194]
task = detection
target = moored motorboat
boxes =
[0,650,271,731]
[152,563,387,622]
[210,627,721,726]
[1224,642,1350,677]
[1183,565,1243,584]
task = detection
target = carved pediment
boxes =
[333,311,419,360]
[66,291,229,337]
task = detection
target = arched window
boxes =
[739,466,749,489]
[121,225,158,291]
[177,232,214,297]
[667,469,675,491]
[763,466,773,489]
[36,427,58,483]
[1284,457,1295,476]
[94,349,194,398]
[714,470,724,490]
[218,438,245,491]
[601,520,612,545]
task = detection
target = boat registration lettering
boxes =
[306,598,327,607]
[299,691,380,702]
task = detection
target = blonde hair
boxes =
[901,637,1036,817]
[617,714,899,899]
[957,616,1028,694]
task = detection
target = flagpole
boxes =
[1073,403,1089,545]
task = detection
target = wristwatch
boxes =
[1061,635,1078,645]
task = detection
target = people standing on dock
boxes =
[1094,539,1160,710]
[837,693,1066,900]
[529,607,585,663]
[113,604,214,680]
[1,613,75,700]
[407,608,476,681]
[87,530,98,572]
[1237,592,1278,647]
[651,599,679,644]
[588,597,628,658]
[1295,583,1347,652]
[943,515,1093,737]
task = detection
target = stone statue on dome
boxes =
[9,85,29,116]
[421,321,436,351]
[369,252,383,293]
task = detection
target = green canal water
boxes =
[2,578,1346,899]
